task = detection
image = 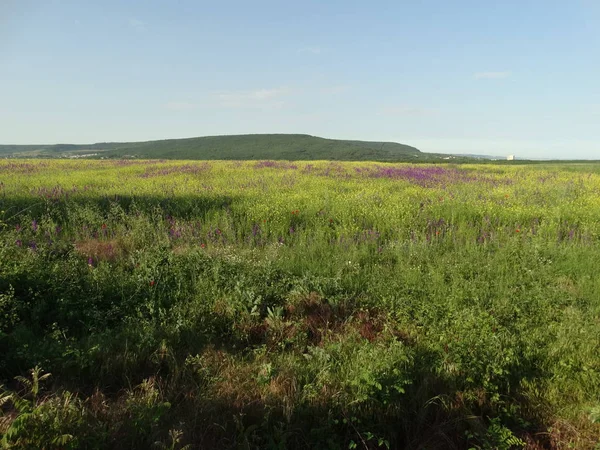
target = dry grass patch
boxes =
[74,238,128,262]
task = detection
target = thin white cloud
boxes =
[320,85,349,95]
[129,18,146,32]
[213,87,291,109]
[474,71,512,80]
[164,101,197,111]
[378,106,439,116]
[298,46,325,54]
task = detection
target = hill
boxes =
[0,134,430,161]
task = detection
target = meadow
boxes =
[0,159,599,449]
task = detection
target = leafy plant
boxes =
[0,367,83,450]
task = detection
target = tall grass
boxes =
[0,159,599,449]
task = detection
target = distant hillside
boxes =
[0,134,430,162]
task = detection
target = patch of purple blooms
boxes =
[0,162,48,174]
[357,165,512,187]
[254,161,298,170]
[139,163,212,178]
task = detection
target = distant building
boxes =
[507,155,515,161]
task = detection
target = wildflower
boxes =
[150,280,155,287]
[15,239,22,247]
[101,223,107,229]
[88,257,94,267]
[32,219,38,232]
[200,243,206,248]
[515,229,520,233]
[329,218,334,223]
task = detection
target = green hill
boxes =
[0,134,429,161]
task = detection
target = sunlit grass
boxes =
[1,159,599,449]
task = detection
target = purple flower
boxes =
[255,161,298,170]
[88,257,94,267]
[15,239,22,247]
[29,241,37,251]
[32,220,38,232]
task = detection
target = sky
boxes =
[1,0,599,159]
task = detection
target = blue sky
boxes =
[1,0,599,159]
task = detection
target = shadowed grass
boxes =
[1,159,599,449]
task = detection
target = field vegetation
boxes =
[0,159,599,449]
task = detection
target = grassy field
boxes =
[0,159,599,449]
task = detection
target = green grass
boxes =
[0,159,599,449]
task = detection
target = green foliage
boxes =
[301,338,412,407]
[0,134,424,161]
[0,159,600,448]
[466,417,526,450]
[0,367,82,450]
[0,286,17,331]
[0,370,181,450]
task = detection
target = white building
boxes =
[507,155,515,161]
